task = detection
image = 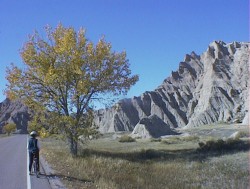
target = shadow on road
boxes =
[33,173,49,180]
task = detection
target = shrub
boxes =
[161,140,172,144]
[182,135,200,142]
[161,136,181,144]
[197,138,249,152]
[151,138,162,142]
[119,135,136,143]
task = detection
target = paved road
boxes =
[0,135,51,189]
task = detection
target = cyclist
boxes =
[28,131,40,175]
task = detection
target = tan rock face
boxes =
[186,41,249,127]
[95,41,249,133]
[131,114,178,139]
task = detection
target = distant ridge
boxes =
[0,98,30,133]
[94,41,249,134]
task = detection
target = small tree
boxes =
[3,123,16,136]
[5,24,139,156]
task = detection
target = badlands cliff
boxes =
[94,41,249,133]
[0,98,31,133]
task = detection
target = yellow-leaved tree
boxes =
[3,123,16,136]
[5,24,138,156]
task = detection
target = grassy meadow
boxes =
[40,124,250,189]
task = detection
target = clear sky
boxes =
[0,0,249,103]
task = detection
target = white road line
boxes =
[27,136,31,189]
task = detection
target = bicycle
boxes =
[32,152,39,178]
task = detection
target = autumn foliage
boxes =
[5,24,138,155]
[3,123,16,136]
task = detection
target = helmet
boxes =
[30,131,37,136]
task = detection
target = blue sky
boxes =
[0,0,249,103]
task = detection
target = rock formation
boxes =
[131,114,179,138]
[94,41,249,133]
[0,98,30,134]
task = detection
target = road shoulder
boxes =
[40,155,67,189]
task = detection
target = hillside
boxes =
[0,98,30,133]
[94,41,249,133]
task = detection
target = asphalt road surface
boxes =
[0,135,51,189]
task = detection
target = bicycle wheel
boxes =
[33,159,39,178]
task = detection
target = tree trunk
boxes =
[68,136,78,156]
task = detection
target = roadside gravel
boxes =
[40,155,67,189]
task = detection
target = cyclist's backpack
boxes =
[29,138,38,153]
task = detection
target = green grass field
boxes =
[41,124,249,189]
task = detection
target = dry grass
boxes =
[41,129,250,189]
[0,133,10,138]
